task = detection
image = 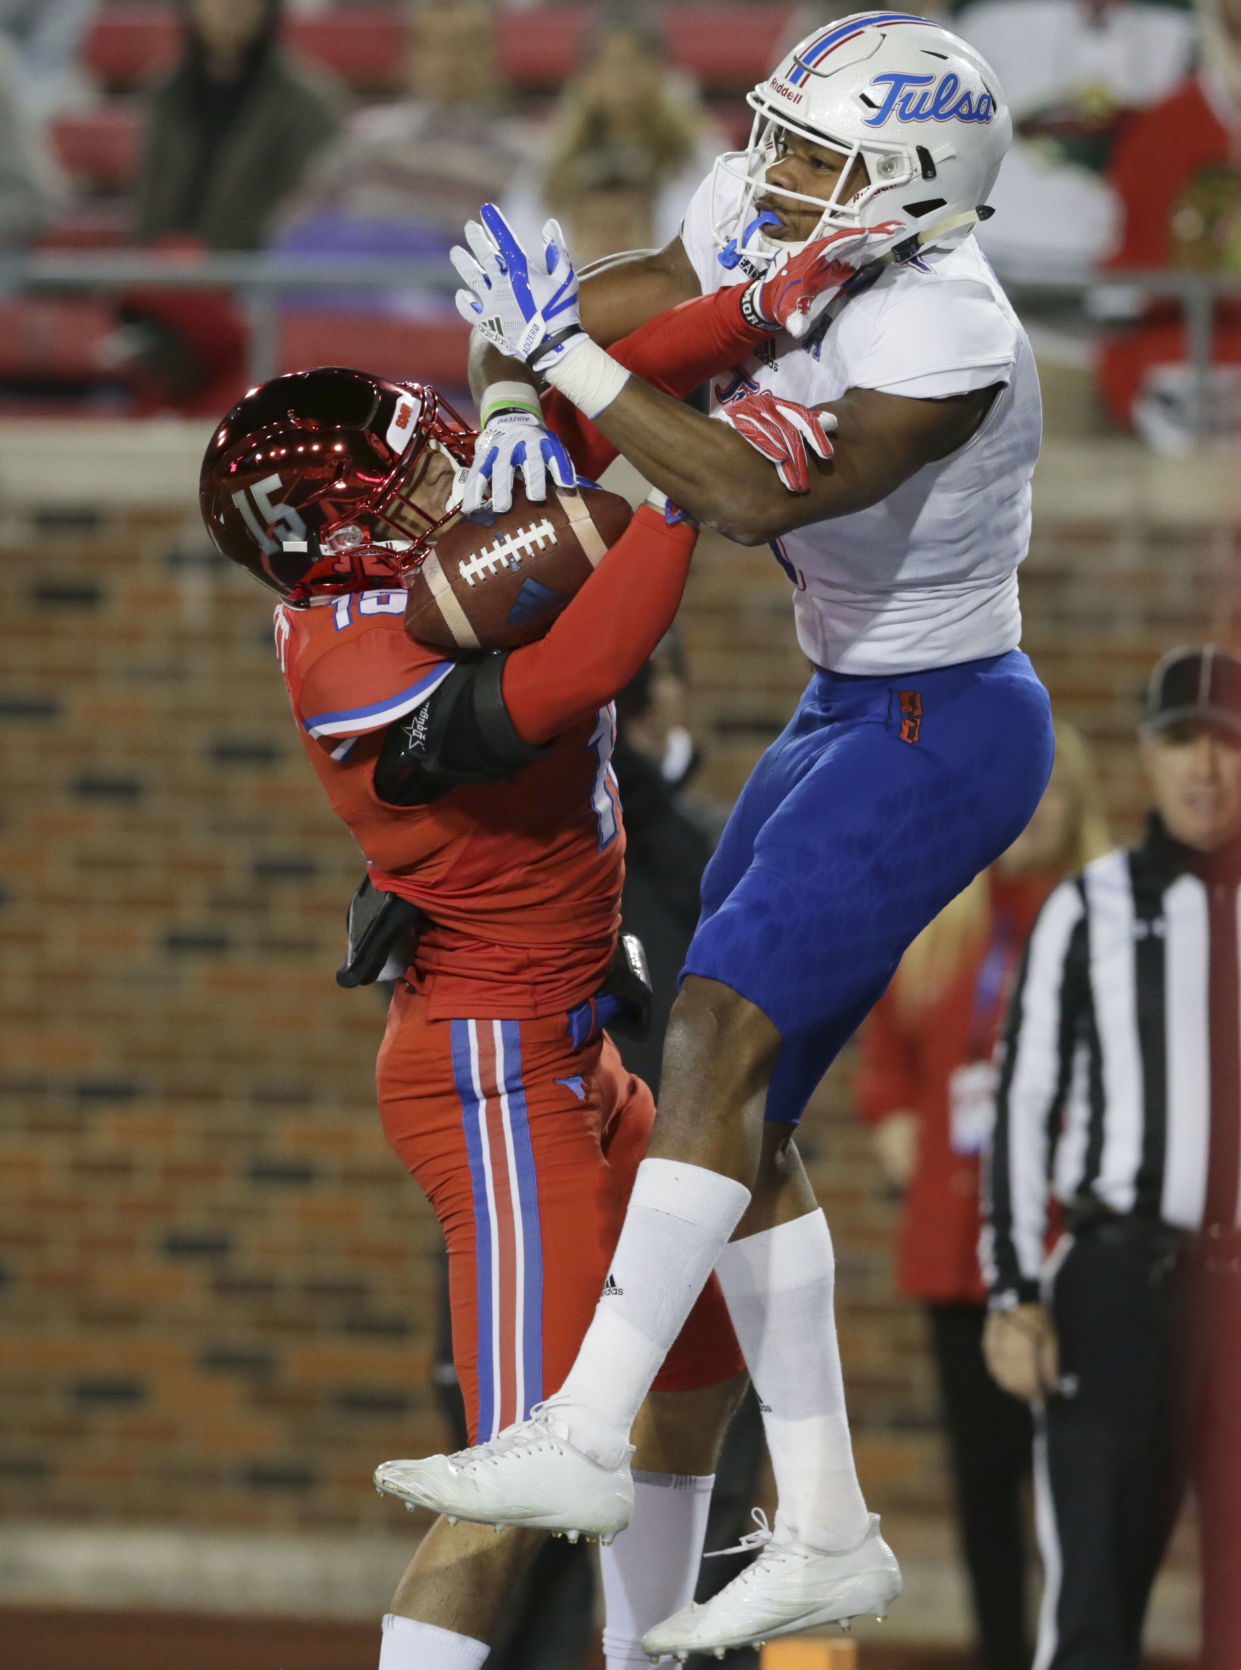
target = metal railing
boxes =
[0,251,1238,439]
[0,253,459,387]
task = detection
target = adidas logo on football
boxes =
[602,1272,624,1297]
[507,577,567,627]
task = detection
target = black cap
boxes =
[1142,644,1241,736]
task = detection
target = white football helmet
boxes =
[711,10,1012,268]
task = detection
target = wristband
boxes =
[739,280,774,333]
[479,380,543,427]
[644,488,698,530]
[539,335,631,421]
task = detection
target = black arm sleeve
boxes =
[373,653,551,808]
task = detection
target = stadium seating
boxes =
[55,6,774,202]
[83,5,793,94]
[0,299,119,386]
[52,104,143,192]
[277,312,472,393]
[12,4,784,408]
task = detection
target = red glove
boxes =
[719,389,836,493]
[741,221,904,339]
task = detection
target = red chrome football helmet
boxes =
[199,367,477,600]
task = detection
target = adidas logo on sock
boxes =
[602,1272,624,1297]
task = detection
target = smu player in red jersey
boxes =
[198,245,844,1670]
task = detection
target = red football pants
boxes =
[376,983,743,1442]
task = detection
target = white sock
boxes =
[378,1614,489,1670]
[600,1470,715,1666]
[715,1209,870,1552]
[554,1159,751,1461]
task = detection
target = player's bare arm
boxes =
[583,375,1001,544]
[579,238,702,345]
[454,206,1002,541]
[462,231,822,514]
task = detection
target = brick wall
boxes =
[0,431,1236,1543]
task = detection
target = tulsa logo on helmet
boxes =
[710,10,1012,268]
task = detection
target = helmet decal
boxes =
[864,72,996,127]
[787,12,925,85]
[385,393,423,455]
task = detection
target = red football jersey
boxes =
[277,589,624,1018]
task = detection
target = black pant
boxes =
[1036,1226,1188,1670]
[929,1303,1034,1670]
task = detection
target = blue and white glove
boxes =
[453,206,584,368]
[466,383,574,514]
[452,205,630,421]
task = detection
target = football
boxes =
[404,481,633,653]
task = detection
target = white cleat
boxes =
[640,1511,901,1659]
[373,1397,634,1542]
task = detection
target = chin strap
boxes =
[835,205,988,306]
[884,205,988,266]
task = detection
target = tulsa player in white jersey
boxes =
[376,13,1055,1658]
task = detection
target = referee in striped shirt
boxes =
[981,644,1241,1670]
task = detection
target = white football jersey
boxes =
[680,168,1043,676]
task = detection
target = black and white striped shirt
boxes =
[983,815,1241,1303]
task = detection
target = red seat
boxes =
[289,11,407,92]
[52,106,143,190]
[495,6,791,89]
[85,6,408,93]
[278,311,473,395]
[86,5,793,94]
[662,8,792,88]
[37,205,133,252]
[0,299,118,382]
[84,7,179,88]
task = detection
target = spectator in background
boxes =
[135,0,341,251]
[273,0,528,307]
[0,32,68,245]
[500,7,718,267]
[1098,0,1241,449]
[982,647,1241,1670]
[0,0,97,119]
[951,0,1195,287]
[117,0,339,414]
[855,724,1108,1670]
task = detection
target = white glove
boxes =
[466,387,575,514]
[454,205,631,421]
[452,205,584,369]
